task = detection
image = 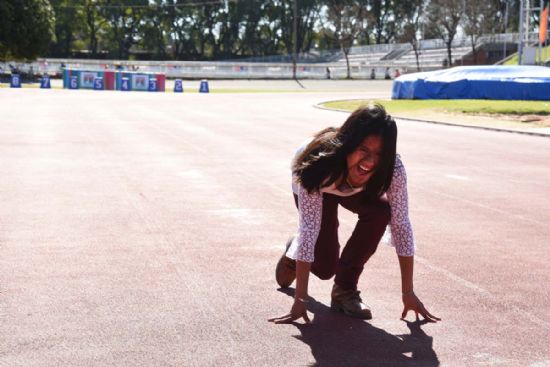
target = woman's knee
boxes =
[311,264,336,280]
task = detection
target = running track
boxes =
[0,86,549,366]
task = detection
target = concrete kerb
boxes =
[314,100,550,138]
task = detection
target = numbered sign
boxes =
[148,78,157,92]
[10,74,21,88]
[199,79,209,93]
[121,77,130,91]
[40,74,51,89]
[93,77,104,90]
[69,76,78,89]
[174,79,183,93]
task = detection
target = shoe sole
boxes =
[275,236,296,288]
[330,301,373,320]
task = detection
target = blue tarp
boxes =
[392,66,550,100]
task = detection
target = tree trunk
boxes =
[413,43,420,71]
[470,34,477,65]
[344,48,351,79]
[447,42,453,68]
[87,10,98,58]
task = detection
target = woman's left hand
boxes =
[401,292,441,322]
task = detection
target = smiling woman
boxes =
[269,104,440,324]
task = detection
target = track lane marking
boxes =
[413,185,549,228]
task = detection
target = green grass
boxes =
[322,99,550,116]
[503,44,550,65]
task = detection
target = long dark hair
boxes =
[293,104,397,200]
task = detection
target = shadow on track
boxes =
[279,288,439,367]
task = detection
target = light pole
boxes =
[503,0,509,60]
[292,0,297,79]
[518,0,525,64]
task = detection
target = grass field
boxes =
[321,99,550,116]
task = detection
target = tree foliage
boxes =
[1,0,521,61]
[0,0,56,60]
[426,0,464,67]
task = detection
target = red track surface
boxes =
[0,87,549,366]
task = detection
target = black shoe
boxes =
[330,283,372,320]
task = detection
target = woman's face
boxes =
[346,135,382,187]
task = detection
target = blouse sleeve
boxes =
[386,156,416,257]
[286,183,323,263]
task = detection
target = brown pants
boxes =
[294,192,391,290]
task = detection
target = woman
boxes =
[269,104,439,324]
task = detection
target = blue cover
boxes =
[392,66,550,100]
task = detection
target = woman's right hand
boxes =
[268,298,311,324]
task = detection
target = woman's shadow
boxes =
[279,289,439,367]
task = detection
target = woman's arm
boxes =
[388,157,440,322]
[269,184,322,324]
[269,261,312,324]
[399,255,440,322]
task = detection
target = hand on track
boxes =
[268,298,311,324]
[401,292,440,323]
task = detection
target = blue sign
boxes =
[121,77,130,91]
[174,79,184,93]
[93,77,104,90]
[199,79,209,93]
[148,78,157,92]
[40,74,51,89]
[10,74,21,88]
[69,75,78,89]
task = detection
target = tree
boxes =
[49,0,85,57]
[0,0,56,60]
[102,0,148,59]
[140,0,170,59]
[462,0,499,64]
[426,0,464,67]
[368,0,398,44]
[267,0,322,59]
[324,0,366,79]
[397,0,424,71]
[83,0,108,58]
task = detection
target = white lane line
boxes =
[413,185,549,228]
[339,218,550,331]
[445,174,469,181]
[414,256,491,296]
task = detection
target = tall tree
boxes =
[49,0,85,57]
[426,0,464,67]
[324,0,366,78]
[368,0,398,44]
[83,0,108,58]
[267,0,322,59]
[140,0,169,59]
[397,0,425,71]
[462,0,499,64]
[0,0,56,60]
[103,0,148,59]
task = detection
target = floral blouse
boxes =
[287,153,415,263]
